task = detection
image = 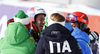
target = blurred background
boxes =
[0,0,100,38]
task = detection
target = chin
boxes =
[40,27,43,31]
[39,28,42,31]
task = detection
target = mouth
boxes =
[40,25,43,29]
[40,25,43,27]
[39,25,43,31]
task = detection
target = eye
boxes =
[40,19,43,21]
[40,18,44,21]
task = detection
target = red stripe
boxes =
[32,23,40,34]
[25,23,30,31]
[30,7,34,11]
[7,19,14,26]
[78,17,89,24]
[32,23,38,31]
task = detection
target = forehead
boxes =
[36,14,45,19]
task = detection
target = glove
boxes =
[30,29,40,43]
[30,21,40,43]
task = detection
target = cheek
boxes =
[40,20,45,25]
[71,25,75,29]
[75,23,79,28]
[71,23,75,29]
[73,27,75,29]
[36,21,41,26]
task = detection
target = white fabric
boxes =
[35,7,46,15]
[48,11,65,26]
[14,17,30,25]
[48,18,65,26]
[91,31,99,39]
[48,11,64,17]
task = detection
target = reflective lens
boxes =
[67,14,78,22]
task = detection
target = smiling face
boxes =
[36,14,45,31]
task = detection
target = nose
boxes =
[42,20,45,24]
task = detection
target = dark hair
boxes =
[83,28,90,35]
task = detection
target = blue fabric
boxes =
[71,27,91,54]
[30,29,33,36]
[65,22,73,32]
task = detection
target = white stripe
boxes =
[49,41,54,53]
[80,14,84,18]
[91,32,98,39]
[57,42,61,53]
[14,17,30,25]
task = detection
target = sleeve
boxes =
[27,39,36,54]
[76,42,83,54]
[71,36,83,54]
[78,41,91,54]
[0,38,4,53]
[0,38,4,47]
[34,37,45,54]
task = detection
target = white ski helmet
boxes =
[27,7,46,22]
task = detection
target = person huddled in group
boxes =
[66,11,92,54]
[7,10,38,42]
[0,22,36,54]
[27,7,46,43]
[89,31,99,54]
[33,11,83,54]
[7,10,30,31]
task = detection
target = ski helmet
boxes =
[27,7,46,22]
[67,11,89,31]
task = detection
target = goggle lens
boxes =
[67,14,78,22]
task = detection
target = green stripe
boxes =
[77,43,81,49]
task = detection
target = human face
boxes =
[71,22,79,29]
[36,14,45,31]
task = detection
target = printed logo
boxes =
[51,31,60,35]
[49,40,72,53]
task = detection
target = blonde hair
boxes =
[50,13,65,22]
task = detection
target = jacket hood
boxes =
[71,27,90,43]
[42,23,71,42]
[5,22,29,44]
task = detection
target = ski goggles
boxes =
[67,14,88,24]
[67,14,78,22]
